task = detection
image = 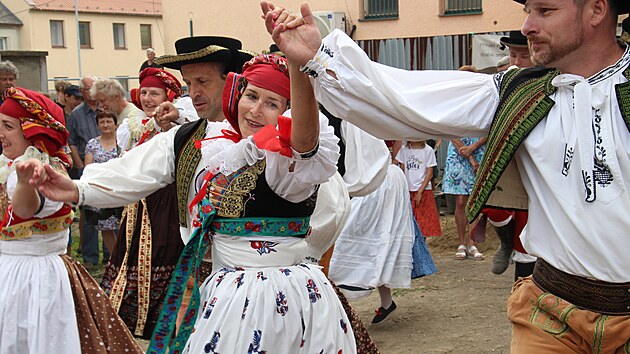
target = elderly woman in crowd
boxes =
[0,87,141,353]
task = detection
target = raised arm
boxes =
[288,62,318,153]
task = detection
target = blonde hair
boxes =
[458,65,478,73]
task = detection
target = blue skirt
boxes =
[411,217,438,279]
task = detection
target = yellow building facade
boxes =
[2,0,165,90]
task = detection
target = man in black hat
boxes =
[262,0,630,351]
[152,37,253,123]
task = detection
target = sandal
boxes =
[467,245,485,260]
[454,245,467,260]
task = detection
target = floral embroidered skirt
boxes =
[183,263,357,353]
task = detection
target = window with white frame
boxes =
[364,0,399,19]
[0,37,7,50]
[50,20,65,47]
[113,23,126,49]
[442,0,482,15]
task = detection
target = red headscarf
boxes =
[222,54,290,135]
[0,87,71,168]
[131,67,183,109]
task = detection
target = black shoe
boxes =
[372,301,397,324]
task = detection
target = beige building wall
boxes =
[4,0,164,90]
[161,0,527,55]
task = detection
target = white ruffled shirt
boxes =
[77,113,340,244]
[302,29,630,283]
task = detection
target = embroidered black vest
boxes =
[211,160,318,226]
[174,119,207,227]
[465,65,630,222]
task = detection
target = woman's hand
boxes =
[459,145,474,158]
[261,1,322,67]
[14,158,40,184]
[28,162,80,204]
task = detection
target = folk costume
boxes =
[0,88,142,354]
[148,54,355,354]
[100,68,185,339]
[302,19,630,351]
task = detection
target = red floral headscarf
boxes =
[0,87,71,168]
[222,54,290,135]
[131,67,183,110]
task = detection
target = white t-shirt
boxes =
[396,144,436,192]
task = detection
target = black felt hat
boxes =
[266,44,285,57]
[500,31,528,50]
[155,36,255,74]
[512,0,629,14]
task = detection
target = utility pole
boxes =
[75,0,82,78]
[189,12,193,36]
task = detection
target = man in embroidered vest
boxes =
[262,0,630,351]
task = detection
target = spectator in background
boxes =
[139,48,164,72]
[396,140,442,238]
[442,66,487,261]
[67,75,100,267]
[91,78,144,128]
[0,60,18,108]
[62,85,84,121]
[54,80,72,107]
[83,110,121,257]
[499,31,532,69]
[0,60,18,92]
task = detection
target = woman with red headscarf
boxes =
[99,67,189,339]
[117,67,190,151]
[143,53,355,353]
[0,88,142,353]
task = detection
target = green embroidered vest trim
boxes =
[465,67,559,221]
[615,65,630,132]
[466,63,630,222]
[176,119,207,227]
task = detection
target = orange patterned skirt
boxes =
[410,190,442,237]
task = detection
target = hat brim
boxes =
[155,45,233,71]
[512,0,629,13]
[499,37,528,48]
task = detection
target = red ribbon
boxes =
[194,129,242,149]
[253,115,292,158]
[189,171,217,214]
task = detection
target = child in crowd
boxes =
[395,141,442,237]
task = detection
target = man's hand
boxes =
[155,101,179,131]
[260,1,322,67]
